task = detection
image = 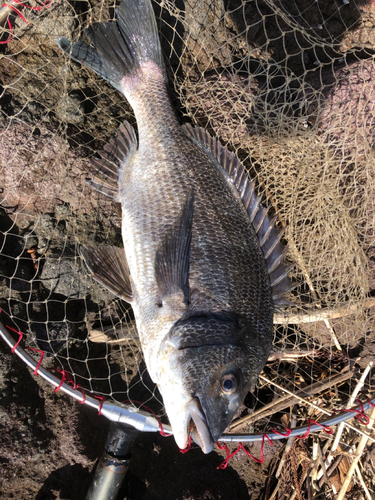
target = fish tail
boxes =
[57,0,165,93]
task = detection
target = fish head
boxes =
[157,312,270,454]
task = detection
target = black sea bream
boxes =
[58,0,292,453]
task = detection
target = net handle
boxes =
[1,319,374,442]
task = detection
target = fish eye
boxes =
[220,373,239,395]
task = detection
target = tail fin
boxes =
[57,0,165,93]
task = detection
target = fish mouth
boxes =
[187,398,214,454]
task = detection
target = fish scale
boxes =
[121,78,270,318]
[123,126,272,377]
[58,0,291,454]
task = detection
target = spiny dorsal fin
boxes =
[182,123,294,307]
[80,245,133,303]
[155,188,194,311]
[88,121,137,201]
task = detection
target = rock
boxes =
[56,94,85,124]
[0,122,122,231]
[40,256,87,298]
[319,58,375,156]
[29,320,75,354]
[8,262,34,293]
[29,2,77,39]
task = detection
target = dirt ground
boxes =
[0,342,279,500]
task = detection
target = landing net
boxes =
[1,0,375,474]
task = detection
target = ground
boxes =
[0,342,278,500]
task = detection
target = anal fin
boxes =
[80,245,133,303]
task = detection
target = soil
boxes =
[0,339,281,500]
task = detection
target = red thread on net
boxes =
[0,0,52,45]
[27,346,45,375]
[0,4,29,44]
[309,419,334,435]
[295,418,312,440]
[296,418,333,440]
[10,0,53,11]
[216,441,231,469]
[81,390,86,404]
[62,371,80,391]
[122,399,172,437]
[94,395,105,415]
[271,427,291,437]
[53,369,66,393]
[355,399,370,425]
[67,377,86,405]
[334,400,370,426]
[216,434,273,469]
[4,317,375,464]
[6,325,23,352]
[76,386,86,404]
[180,435,192,454]
[47,368,87,404]
[214,397,375,469]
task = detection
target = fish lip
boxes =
[187,398,214,454]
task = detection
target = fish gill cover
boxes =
[0,0,375,495]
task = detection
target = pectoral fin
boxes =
[155,188,194,309]
[80,245,133,303]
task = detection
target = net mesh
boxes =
[1,0,375,434]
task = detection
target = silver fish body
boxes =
[58,0,291,453]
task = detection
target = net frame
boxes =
[1,309,375,446]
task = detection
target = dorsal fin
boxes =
[182,123,295,307]
[89,121,137,201]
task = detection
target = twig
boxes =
[318,455,343,489]
[311,440,319,489]
[261,373,375,444]
[267,482,279,500]
[230,369,353,430]
[306,470,313,500]
[316,442,329,488]
[290,444,303,500]
[259,374,342,417]
[336,404,375,500]
[355,463,372,500]
[274,298,375,324]
[317,361,373,480]
[276,415,297,478]
[267,349,316,361]
[264,449,281,500]
[88,322,138,344]
[290,469,308,500]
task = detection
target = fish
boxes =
[58,0,292,454]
